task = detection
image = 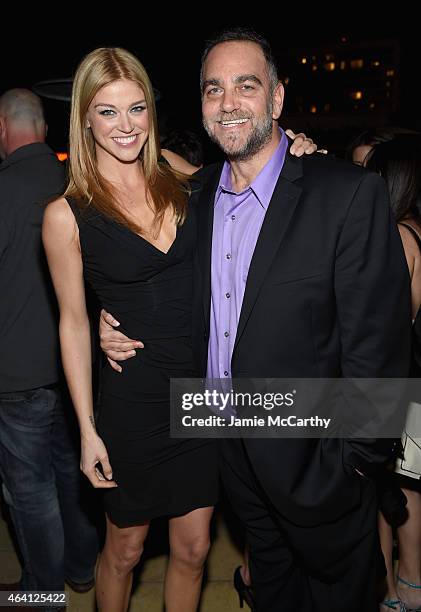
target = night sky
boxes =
[1,19,418,156]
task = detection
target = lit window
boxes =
[372,60,381,67]
[350,59,364,69]
[312,64,318,72]
[350,91,363,100]
[301,57,307,64]
[324,62,336,71]
[310,105,317,114]
[340,61,346,70]
[386,69,395,77]
[369,103,375,109]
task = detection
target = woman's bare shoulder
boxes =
[45,196,71,215]
[43,197,79,243]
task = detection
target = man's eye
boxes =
[207,87,221,95]
[99,109,116,116]
[241,84,254,91]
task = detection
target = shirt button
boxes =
[231,215,236,221]
[226,253,231,260]
[224,371,229,377]
[224,331,230,337]
[225,292,231,299]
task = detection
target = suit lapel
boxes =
[233,152,303,352]
[195,164,223,330]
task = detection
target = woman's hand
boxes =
[286,129,328,156]
[81,432,118,488]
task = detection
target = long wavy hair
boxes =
[365,134,421,223]
[64,47,189,234]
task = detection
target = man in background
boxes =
[0,89,98,595]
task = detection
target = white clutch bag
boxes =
[395,401,421,479]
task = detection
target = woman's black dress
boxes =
[67,197,218,526]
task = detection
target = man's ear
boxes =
[272,82,284,121]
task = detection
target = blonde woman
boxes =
[42,47,219,612]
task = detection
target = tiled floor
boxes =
[0,499,245,611]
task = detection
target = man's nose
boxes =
[220,89,240,113]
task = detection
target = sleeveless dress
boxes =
[67,195,218,526]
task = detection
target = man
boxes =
[99,30,411,611]
[0,89,98,595]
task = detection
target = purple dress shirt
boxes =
[206,130,288,380]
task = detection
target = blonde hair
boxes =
[64,47,189,233]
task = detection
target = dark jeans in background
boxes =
[0,385,99,592]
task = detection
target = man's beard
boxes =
[203,102,274,162]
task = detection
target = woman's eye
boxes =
[131,105,146,113]
[99,109,116,116]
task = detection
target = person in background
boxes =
[366,134,421,612]
[0,88,98,599]
[348,126,418,166]
[163,128,204,168]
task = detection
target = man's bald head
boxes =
[0,89,47,159]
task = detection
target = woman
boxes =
[366,134,421,612]
[43,47,316,611]
[42,47,219,612]
[347,127,416,166]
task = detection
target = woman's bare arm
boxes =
[398,223,421,318]
[42,198,117,488]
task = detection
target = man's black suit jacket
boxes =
[191,148,411,526]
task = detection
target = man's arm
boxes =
[99,310,143,372]
[335,172,410,377]
[335,172,411,472]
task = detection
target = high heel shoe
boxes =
[396,575,421,611]
[233,565,255,610]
